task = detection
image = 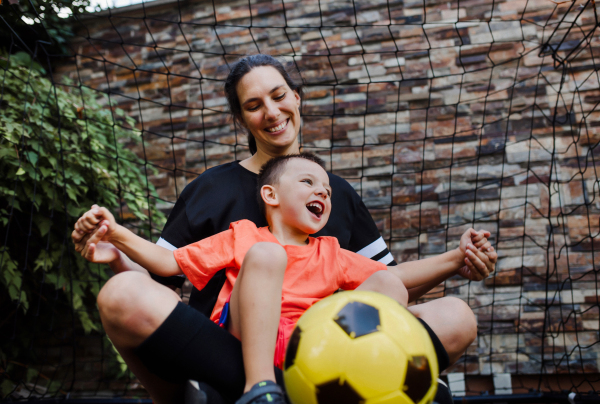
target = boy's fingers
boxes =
[72,229,84,243]
[87,225,107,246]
[473,237,488,248]
[73,232,91,252]
[479,241,492,251]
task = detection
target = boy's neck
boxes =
[267,219,310,247]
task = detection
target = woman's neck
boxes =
[239,143,301,174]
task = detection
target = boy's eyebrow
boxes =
[241,85,285,107]
[300,171,331,191]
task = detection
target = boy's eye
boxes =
[302,179,312,185]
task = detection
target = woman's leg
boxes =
[98,271,247,404]
[227,242,288,393]
[97,271,185,404]
[408,297,477,365]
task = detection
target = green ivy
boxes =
[0,51,165,397]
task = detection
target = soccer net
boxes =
[1,0,599,400]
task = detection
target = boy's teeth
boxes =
[307,202,322,213]
[267,120,287,132]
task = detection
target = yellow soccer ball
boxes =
[283,291,438,404]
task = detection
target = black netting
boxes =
[1,0,599,401]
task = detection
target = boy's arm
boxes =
[388,229,496,301]
[76,206,182,277]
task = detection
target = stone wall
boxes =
[56,0,600,391]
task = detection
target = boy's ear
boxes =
[261,185,279,207]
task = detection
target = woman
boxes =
[73,54,496,404]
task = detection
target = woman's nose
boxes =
[264,100,280,120]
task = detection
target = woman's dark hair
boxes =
[224,54,303,155]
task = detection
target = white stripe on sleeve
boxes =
[378,252,394,265]
[156,238,186,277]
[356,236,388,259]
[156,237,177,251]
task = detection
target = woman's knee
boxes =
[445,296,477,342]
[97,272,180,347]
[434,296,477,357]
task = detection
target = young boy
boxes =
[80,153,492,404]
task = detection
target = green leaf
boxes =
[1,380,15,399]
[15,167,26,176]
[35,216,53,238]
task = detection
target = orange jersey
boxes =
[173,220,387,361]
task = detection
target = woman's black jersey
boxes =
[157,161,395,317]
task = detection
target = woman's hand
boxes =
[72,205,119,262]
[456,228,497,281]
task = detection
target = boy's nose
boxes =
[315,187,328,198]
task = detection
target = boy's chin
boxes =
[307,222,327,235]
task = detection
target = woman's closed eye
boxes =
[274,92,286,101]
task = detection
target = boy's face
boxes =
[271,158,332,235]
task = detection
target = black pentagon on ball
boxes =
[284,326,302,370]
[403,355,432,403]
[317,379,364,404]
[334,301,380,338]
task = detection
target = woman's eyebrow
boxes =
[241,85,285,107]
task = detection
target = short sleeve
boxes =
[348,197,396,265]
[327,174,396,265]
[337,248,388,290]
[174,229,236,291]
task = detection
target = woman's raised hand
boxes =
[72,205,119,263]
[457,228,498,281]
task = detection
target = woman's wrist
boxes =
[450,247,467,272]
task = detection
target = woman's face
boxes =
[236,66,301,155]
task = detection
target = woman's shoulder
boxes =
[180,161,255,198]
[326,172,360,200]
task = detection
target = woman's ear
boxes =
[261,185,279,207]
[294,90,301,108]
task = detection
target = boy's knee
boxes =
[360,270,408,307]
[244,242,288,271]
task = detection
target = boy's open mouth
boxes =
[306,201,324,218]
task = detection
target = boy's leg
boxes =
[227,242,288,393]
[408,297,477,365]
[356,270,409,307]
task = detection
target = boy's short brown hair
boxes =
[257,153,326,216]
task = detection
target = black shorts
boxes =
[134,302,449,402]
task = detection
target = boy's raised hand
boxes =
[456,228,497,281]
